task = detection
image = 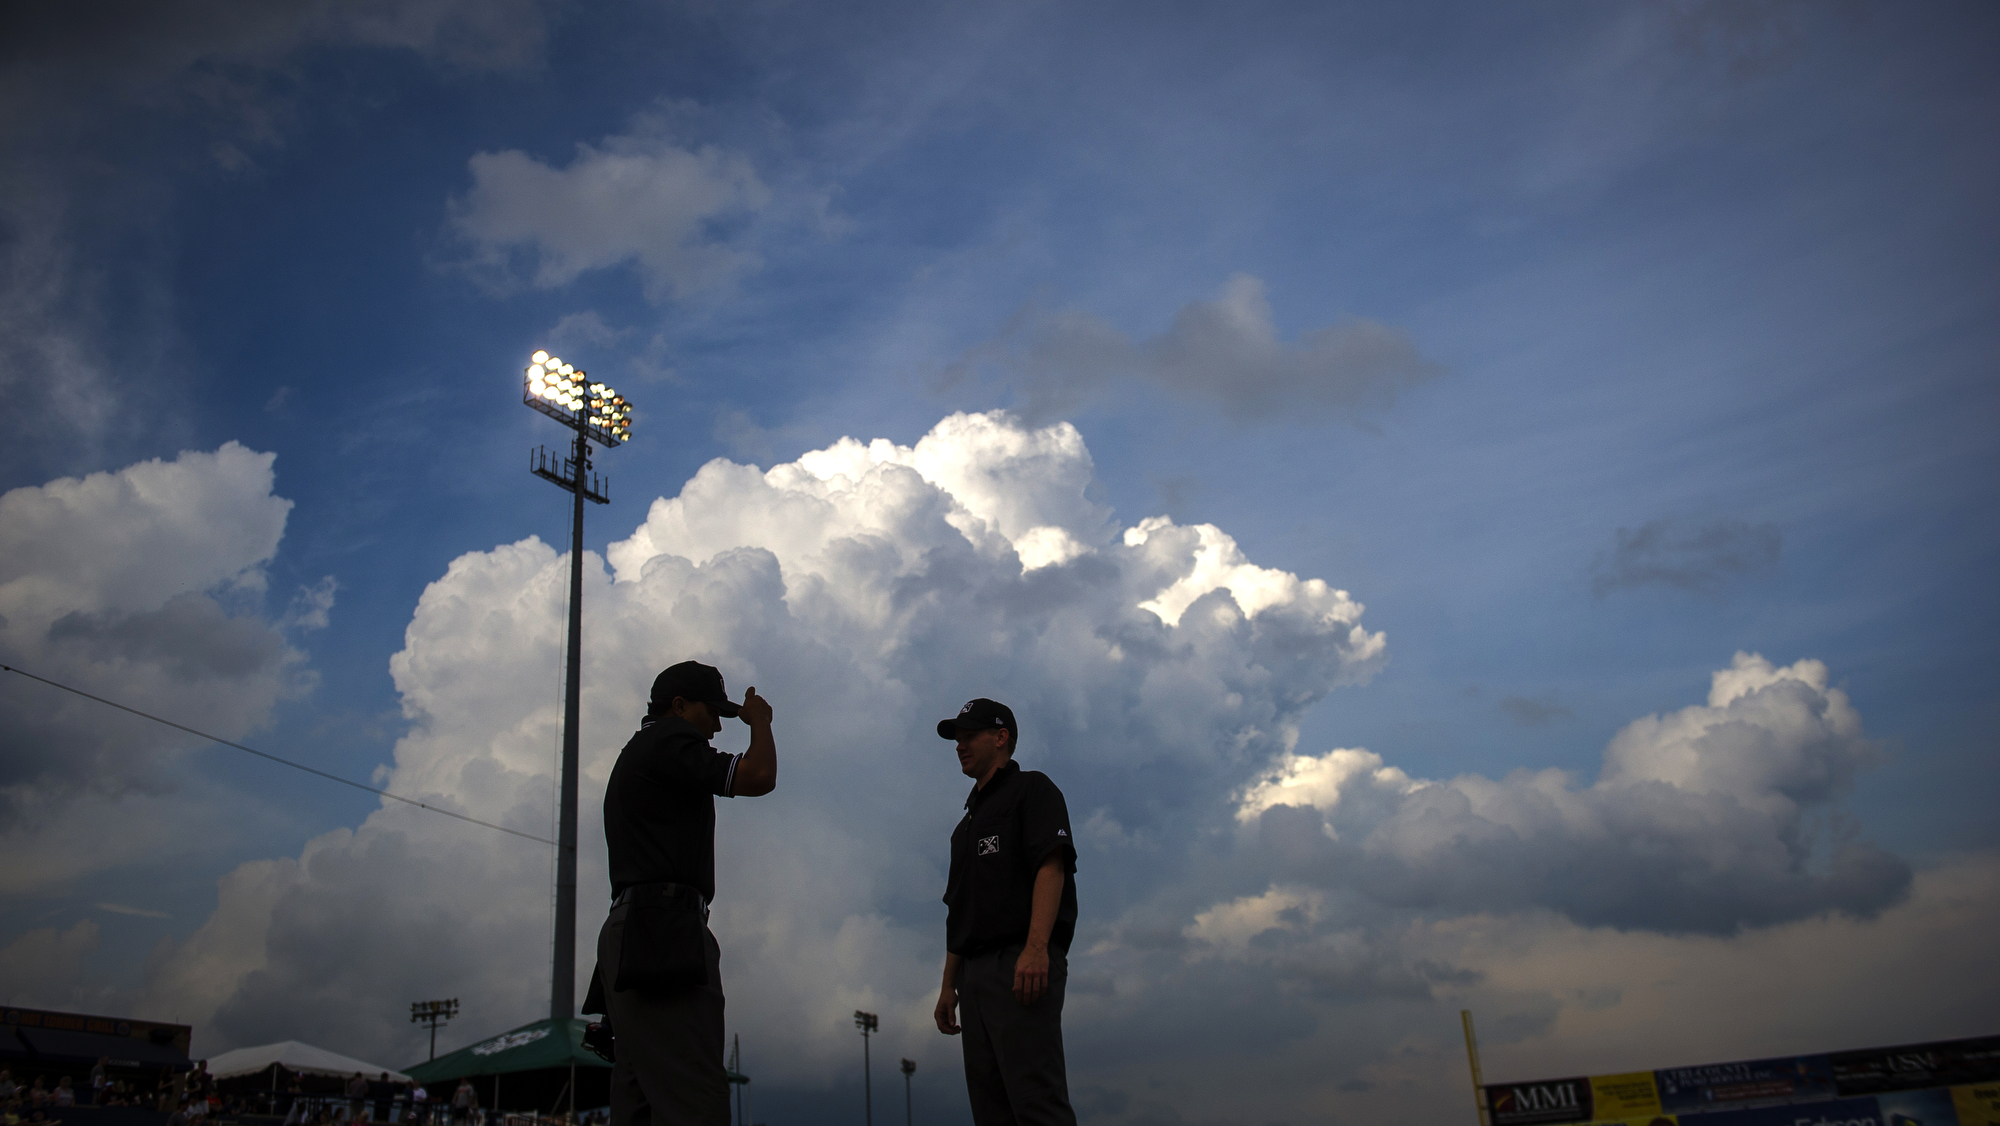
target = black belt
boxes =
[613,881,709,919]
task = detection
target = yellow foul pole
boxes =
[1461,1010,1490,1126]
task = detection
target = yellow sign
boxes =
[1590,1073,1663,1119]
[1955,1083,2000,1126]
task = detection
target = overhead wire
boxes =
[0,662,565,850]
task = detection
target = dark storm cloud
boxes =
[0,0,553,477]
[1591,517,1782,596]
[1498,694,1571,726]
[947,274,1442,425]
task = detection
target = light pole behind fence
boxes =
[855,1011,879,1126]
[409,999,458,1061]
[899,1059,914,1126]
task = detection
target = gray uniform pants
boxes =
[598,902,729,1126]
[958,944,1077,1126]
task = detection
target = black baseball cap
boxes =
[650,661,741,718]
[937,698,1017,745]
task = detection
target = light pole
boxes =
[854,1011,879,1126]
[899,1060,914,1126]
[410,999,459,1061]
[522,349,633,1024]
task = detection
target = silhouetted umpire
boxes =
[932,697,1079,1126]
[598,661,777,1126]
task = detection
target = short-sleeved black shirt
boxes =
[603,714,742,902]
[944,760,1078,956]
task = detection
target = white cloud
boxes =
[446,129,772,303]
[951,274,1442,423]
[0,920,100,1010]
[135,411,1385,1068]
[0,444,331,892]
[1229,653,1906,933]
[1063,857,2000,1126]
[92,415,1971,1126]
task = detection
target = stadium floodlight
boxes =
[410,998,459,1061]
[856,1012,879,1126]
[520,349,634,1026]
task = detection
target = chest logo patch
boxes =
[977,835,1001,855]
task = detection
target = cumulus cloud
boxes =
[1230,653,1907,933]
[1591,516,1782,596]
[136,411,1384,1068]
[445,128,772,303]
[0,444,330,891]
[1067,857,2000,1126]
[89,414,1981,1126]
[949,274,1442,424]
[0,920,100,1009]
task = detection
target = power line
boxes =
[0,662,564,850]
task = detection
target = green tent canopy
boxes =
[406,1020,606,1083]
[404,1018,746,1115]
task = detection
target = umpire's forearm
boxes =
[735,719,776,795]
[941,951,964,990]
[1023,852,1064,951]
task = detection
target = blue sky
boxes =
[2,3,1997,1123]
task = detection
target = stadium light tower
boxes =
[410,999,459,1061]
[522,349,632,1025]
[855,1011,879,1126]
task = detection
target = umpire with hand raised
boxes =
[933,697,1079,1126]
[598,660,776,1126]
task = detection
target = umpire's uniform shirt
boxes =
[598,713,744,1126]
[945,759,1080,1126]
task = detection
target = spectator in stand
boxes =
[450,1080,474,1126]
[51,1082,72,1110]
[26,1078,47,1108]
[346,1073,368,1123]
[282,1077,306,1125]
[370,1073,392,1124]
[0,1070,15,1101]
[88,1061,107,1107]
[409,1081,427,1126]
[4,1097,19,1126]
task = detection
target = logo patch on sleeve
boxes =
[977,835,1001,855]
[1057,829,1068,836]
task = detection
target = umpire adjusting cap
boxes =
[650,660,741,718]
[937,697,1016,743]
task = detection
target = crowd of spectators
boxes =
[0,1062,541,1126]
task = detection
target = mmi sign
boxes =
[1487,1077,1593,1126]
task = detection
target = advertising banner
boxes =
[1578,1118,1677,1126]
[1954,1083,2000,1126]
[1592,1072,1664,1119]
[1676,1095,1885,1125]
[1873,1087,1964,1125]
[1488,1077,1594,1125]
[1656,1055,1839,1114]
[1833,1039,2000,1096]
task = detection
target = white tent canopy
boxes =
[206,1041,411,1083]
